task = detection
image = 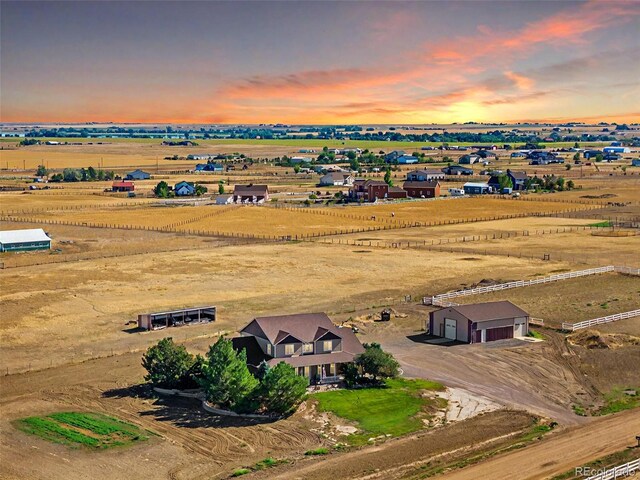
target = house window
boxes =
[285,344,295,355]
[323,340,332,352]
[266,343,272,356]
[303,343,313,354]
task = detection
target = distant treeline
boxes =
[17,123,639,144]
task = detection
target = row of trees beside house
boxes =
[142,337,400,415]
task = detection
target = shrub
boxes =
[142,338,197,389]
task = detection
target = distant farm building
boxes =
[216,194,234,205]
[233,184,269,203]
[458,154,481,165]
[125,169,150,180]
[384,150,405,163]
[112,181,134,192]
[632,159,640,167]
[0,228,52,252]
[429,301,529,343]
[396,155,419,164]
[137,306,216,330]
[406,169,445,181]
[463,182,491,195]
[603,146,630,154]
[442,165,473,176]
[403,180,440,198]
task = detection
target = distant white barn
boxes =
[0,228,52,252]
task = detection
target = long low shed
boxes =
[429,301,529,343]
[138,306,216,330]
[0,228,52,252]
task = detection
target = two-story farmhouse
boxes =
[232,312,365,384]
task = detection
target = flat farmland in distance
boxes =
[0,191,154,212]
[423,227,640,266]
[327,216,598,245]
[173,205,381,237]
[349,197,598,224]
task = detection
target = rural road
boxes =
[440,408,640,480]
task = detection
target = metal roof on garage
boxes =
[0,228,51,244]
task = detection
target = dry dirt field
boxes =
[1,143,639,480]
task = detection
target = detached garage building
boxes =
[0,228,52,252]
[429,301,529,343]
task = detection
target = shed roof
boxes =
[234,184,269,196]
[403,180,439,189]
[444,301,529,322]
[0,228,51,244]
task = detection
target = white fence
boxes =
[562,309,640,331]
[584,458,640,480]
[424,266,617,305]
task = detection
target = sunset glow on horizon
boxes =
[1,0,639,124]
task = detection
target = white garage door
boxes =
[514,321,525,337]
[444,319,457,340]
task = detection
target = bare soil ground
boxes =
[0,241,566,374]
[436,408,640,480]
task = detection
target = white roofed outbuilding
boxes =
[0,228,52,252]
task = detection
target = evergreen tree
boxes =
[142,338,195,389]
[384,166,393,187]
[258,362,307,414]
[199,337,258,412]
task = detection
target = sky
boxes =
[1,0,639,124]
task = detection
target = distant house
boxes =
[384,150,405,163]
[125,169,150,180]
[442,165,473,176]
[463,182,491,195]
[174,181,196,196]
[365,180,390,201]
[112,181,134,192]
[631,159,640,167]
[507,170,529,190]
[603,153,621,162]
[216,194,234,205]
[348,179,402,202]
[233,184,269,203]
[290,156,311,164]
[528,150,562,164]
[429,301,529,343]
[510,152,527,158]
[319,172,354,186]
[195,163,223,172]
[583,150,603,159]
[403,180,440,198]
[0,228,51,252]
[458,154,481,165]
[232,312,365,384]
[396,154,419,165]
[406,169,445,181]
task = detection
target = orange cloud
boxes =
[504,71,534,91]
[429,0,640,64]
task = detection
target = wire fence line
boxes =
[315,223,636,250]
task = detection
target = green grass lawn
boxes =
[15,412,151,449]
[313,378,445,444]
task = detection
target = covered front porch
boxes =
[297,363,342,385]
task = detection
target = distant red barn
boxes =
[112,181,135,192]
